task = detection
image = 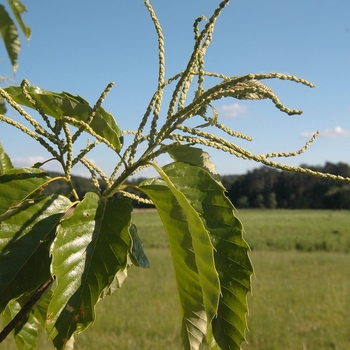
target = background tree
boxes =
[228,163,350,209]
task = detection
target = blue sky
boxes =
[1,0,350,178]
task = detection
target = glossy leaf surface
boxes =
[0,194,71,313]
[0,141,13,174]
[139,178,208,350]
[140,161,253,349]
[5,85,123,151]
[153,164,221,323]
[0,167,50,216]
[47,193,132,349]
[163,161,254,350]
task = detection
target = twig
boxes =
[0,278,53,343]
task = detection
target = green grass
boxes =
[236,209,350,252]
[244,251,350,350]
[131,209,169,248]
[131,209,350,252]
[75,248,182,350]
[1,209,350,349]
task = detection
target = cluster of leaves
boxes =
[0,92,254,350]
[0,133,253,350]
[1,1,349,350]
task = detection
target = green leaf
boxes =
[3,299,40,350]
[0,141,13,174]
[0,4,20,73]
[99,268,128,299]
[7,0,31,40]
[4,85,123,151]
[46,193,132,349]
[0,167,51,217]
[139,163,230,349]
[151,164,221,324]
[138,178,208,350]
[0,97,7,114]
[167,145,219,178]
[160,161,254,350]
[32,285,53,327]
[129,223,150,268]
[0,194,71,313]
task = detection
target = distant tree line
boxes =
[45,161,350,210]
[224,162,350,209]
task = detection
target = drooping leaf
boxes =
[4,85,123,151]
[150,164,221,325]
[161,161,254,350]
[129,223,150,268]
[0,4,20,73]
[46,193,132,349]
[7,0,31,40]
[138,178,208,350]
[0,194,72,313]
[0,167,51,216]
[138,164,230,350]
[3,298,40,350]
[0,141,13,174]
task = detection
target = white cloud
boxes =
[218,103,247,118]
[12,156,47,166]
[301,126,350,139]
[322,126,350,138]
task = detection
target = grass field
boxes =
[1,210,350,349]
[237,209,350,252]
[131,209,350,252]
